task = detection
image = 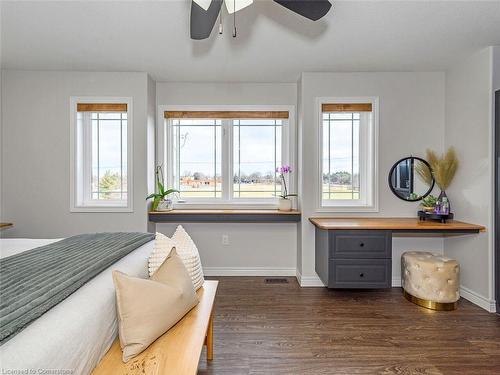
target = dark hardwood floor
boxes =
[198,277,500,375]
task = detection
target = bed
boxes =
[0,238,154,375]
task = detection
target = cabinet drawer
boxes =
[328,259,391,288]
[329,230,391,259]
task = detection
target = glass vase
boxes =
[437,190,450,214]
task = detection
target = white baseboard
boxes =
[392,276,402,287]
[459,285,496,313]
[203,267,296,277]
[297,273,402,288]
[295,270,325,287]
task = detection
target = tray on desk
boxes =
[418,210,454,223]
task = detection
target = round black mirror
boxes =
[388,156,434,201]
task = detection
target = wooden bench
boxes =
[92,280,218,375]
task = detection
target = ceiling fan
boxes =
[191,0,332,40]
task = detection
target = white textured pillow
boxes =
[148,227,204,290]
[148,233,176,276]
[171,225,204,290]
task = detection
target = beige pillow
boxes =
[113,249,199,362]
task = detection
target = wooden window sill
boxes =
[148,209,301,223]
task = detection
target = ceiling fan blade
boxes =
[225,0,253,14]
[190,0,223,40]
[193,0,212,11]
[273,0,332,21]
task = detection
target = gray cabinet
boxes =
[315,229,392,288]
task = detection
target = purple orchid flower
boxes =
[277,165,292,174]
[276,165,297,199]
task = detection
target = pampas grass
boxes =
[415,160,434,186]
[425,147,459,191]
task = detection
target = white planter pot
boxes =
[156,198,174,212]
[278,198,292,211]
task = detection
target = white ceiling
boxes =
[2,0,500,82]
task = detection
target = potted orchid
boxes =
[276,165,297,211]
[146,165,179,211]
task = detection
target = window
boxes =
[319,99,378,211]
[70,98,133,212]
[172,118,222,198]
[233,119,282,198]
[164,109,291,206]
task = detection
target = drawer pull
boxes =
[359,273,364,278]
[359,242,365,247]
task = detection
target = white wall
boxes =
[1,71,154,237]
[444,48,500,310]
[155,82,298,275]
[444,47,495,312]
[0,9,3,224]
[147,76,156,197]
[298,72,446,285]
[157,82,297,107]
[494,46,500,91]
[494,46,500,309]
[296,78,304,275]
[157,223,297,275]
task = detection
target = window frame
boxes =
[316,97,379,213]
[70,96,134,212]
[158,105,295,209]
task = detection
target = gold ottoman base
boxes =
[403,290,457,311]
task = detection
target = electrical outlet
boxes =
[222,234,229,245]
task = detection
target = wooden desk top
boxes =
[309,217,485,234]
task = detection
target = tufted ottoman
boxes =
[401,251,460,310]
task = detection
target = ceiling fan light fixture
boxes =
[225,0,253,14]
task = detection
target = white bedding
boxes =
[0,238,155,375]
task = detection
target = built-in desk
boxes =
[309,217,485,289]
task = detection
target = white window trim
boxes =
[70,96,134,213]
[157,105,296,209]
[315,96,379,213]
